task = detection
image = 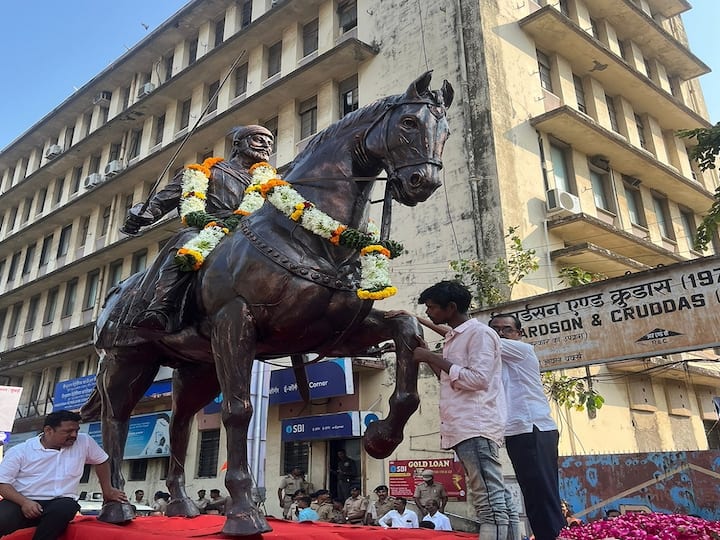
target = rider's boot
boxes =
[133,263,190,334]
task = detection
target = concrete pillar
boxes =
[644,115,668,163]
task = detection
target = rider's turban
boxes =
[230,125,274,144]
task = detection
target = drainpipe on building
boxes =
[536,130,555,292]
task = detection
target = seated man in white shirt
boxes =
[421,499,453,531]
[378,497,419,529]
[0,410,127,540]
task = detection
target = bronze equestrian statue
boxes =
[81,72,453,536]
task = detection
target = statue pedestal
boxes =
[5,515,474,539]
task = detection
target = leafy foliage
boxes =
[678,123,720,250]
[558,266,607,287]
[449,226,539,308]
[542,372,605,414]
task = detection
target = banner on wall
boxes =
[81,412,171,459]
[0,386,23,432]
[269,358,354,404]
[53,376,172,412]
[281,411,379,442]
[388,458,467,501]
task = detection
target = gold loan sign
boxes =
[475,256,720,371]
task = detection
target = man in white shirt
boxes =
[0,410,127,540]
[378,497,419,528]
[489,314,565,540]
[421,499,453,531]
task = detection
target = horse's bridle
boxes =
[363,98,447,180]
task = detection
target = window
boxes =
[338,0,357,33]
[189,38,198,64]
[0,213,4,234]
[302,19,319,57]
[99,206,111,237]
[573,75,587,114]
[590,169,612,212]
[7,302,23,337]
[39,235,53,267]
[618,40,628,61]
[643,57,652,79]
[109,259,124,288]
[679,209,696,252]
[75,360,86,378]
[605,95,619,132]
[99,107,109,125]
[54,177,65,204]
[207,80,220,113]
[129,459,148,481]
[22,197,33,223]
[6,167,15,189]
[7,252,21,283]
[264,117,279,154]
[22,244,36,276]
[589,17,599,39]
[43,287,59,324]
[0,308,6,337]
[163,53,174,82]
[8,207,18,230]
[634,114,648,150]
[339,75,359,117]
[268,42,282,78]
[0,260,4,282]
[299,96,318,139]
[154,115,165,146]
[57,225,73,257]
[234,64,248,97]
[82,111,93,137]
[623,182,646,226]
[197,429,221,477]
[89,155,101,174]
[122,86,131,110]
[132,249,148,273]
[36,188,47,215]
[62,278,79,317]
[549,143,571,193]
[214,18,225,47]
[64,127,75,150]
[651,195,673,239]
[78,216,90,247]
[282,441,310,476]
[705,419,720,450]
[24,295,40,332]
[71,166,83,194]
[241,0,252,28]
[559,0,569,16]
[124,194,134,215]
[129,129,143,159]
[179,98,192,130]
[83,270,100,310]
[537,50,553,92]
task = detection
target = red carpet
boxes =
[5,515,475,539]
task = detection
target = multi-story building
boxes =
[0,0,717,529]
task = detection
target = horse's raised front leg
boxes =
[211,298,271,536]
[96,348,159,523]
[165,363,221,518]
[337,310,423,459]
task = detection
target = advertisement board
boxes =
[0,386,23,432]
[281,411,379,442]
[269,358,353,404]
[82,411,171,459]
[53,376,172,412]
[475,257,720,370]
[388,458,467,501]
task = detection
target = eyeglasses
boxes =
[490,325,519,335]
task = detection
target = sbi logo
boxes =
[363,413,379,427]
[286,424,305,434]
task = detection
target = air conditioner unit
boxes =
[83,173,104,189]
[104,160,125,178]
[92,91,112,106]
[137,82,155,98]
[45,144,62,160]
[546,188,581,216]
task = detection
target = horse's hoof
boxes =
[363,420,402,459]
[98,501,136,524]
[166,497,200,518]
[222,509,272,536]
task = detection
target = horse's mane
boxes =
[283,94,402,177]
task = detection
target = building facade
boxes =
[0,0,718,530]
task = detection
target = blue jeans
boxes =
[454,436,509,540]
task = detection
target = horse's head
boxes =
[365,72,454,206]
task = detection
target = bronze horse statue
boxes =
[82,72,453,535]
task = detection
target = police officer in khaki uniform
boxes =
[365,485,396,525]
[342,485,368,524]
[413,469,448,518]
[278,467,313,519]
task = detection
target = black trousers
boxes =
[506,427,565,540]
[0,497,80,540]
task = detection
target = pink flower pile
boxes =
[557,512,720,540]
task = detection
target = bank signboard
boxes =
[269,358,353,404]
[388,458,467,501]
[82,411,171,459]
[476,257,720,370]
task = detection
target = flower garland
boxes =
[174,160,403,300]
[557,511,720,540]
